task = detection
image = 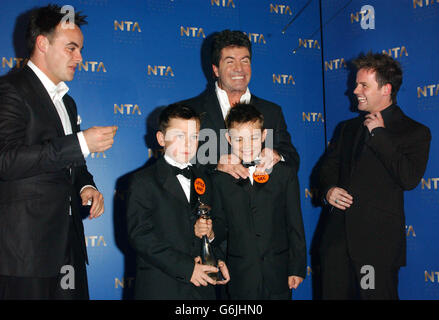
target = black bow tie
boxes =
[242,160,259,168]
[172,165,193,180]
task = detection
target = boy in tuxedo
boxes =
[212,103,306,299]
[126,103,229,299]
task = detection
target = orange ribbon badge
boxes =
[253,171,269,184]
[194,178,206,195]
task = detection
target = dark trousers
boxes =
[0,216,89,300]
[319,217,399,300]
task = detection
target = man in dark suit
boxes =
[182,30,299,177]
[126,103,229,299]
[212,103,306,299]
[318,53,431,299]
[0,5,117,299]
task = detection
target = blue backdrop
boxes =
[0,0,436,300]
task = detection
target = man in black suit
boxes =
[126,104,230,299]
[318,53,431,299]
[212,103,306,299]
[0,5,117,299]
[182,30,299,178]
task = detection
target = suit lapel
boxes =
[63,96,78,133]
[189,166,200,211]
[350,117,366,164]
[235,173,265,206]
[190,165,211,207]
[249,95,259,107]
[155,157,190,207]
[22,66,65,136]
[203,90,225,132]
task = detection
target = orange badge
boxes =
[194,178,206,195]
[253,171,269,184]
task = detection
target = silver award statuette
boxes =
[196,200,222,281]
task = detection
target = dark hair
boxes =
[158,103,201,133]
[353,52,403,103]
[211,30,252,67]
[26,4,87,55]
[225,103,264,130]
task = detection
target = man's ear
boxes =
[225,131,232,146]
[382,83,392,97]
[156,130,166,147]
[212,64,219,78]
[35,35,50,54]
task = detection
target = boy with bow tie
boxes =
[126,103,229,299]
[212,103,306,299]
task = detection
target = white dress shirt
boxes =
[248,165,256,185]
[165,155,216,242]
[27,60,95,208]
[215,81,251,120]
[164,154,192,202]
[27,60,90,157]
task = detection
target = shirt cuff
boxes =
[77,131,90,158]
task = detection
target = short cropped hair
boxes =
[353,52,403,103]
[158,103,201,133]
[225,103,264,130]
[211,30,252,67]
[26,4,87,55]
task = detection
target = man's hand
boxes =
[190,257,218,287]
[288,276,304,290]
[80,186,104,219]
[256,148,281,173]
[326,187,353,210]
[364,112,385,133]
[194,218,214,240]
[217,260,231,285]
[217,153,249,180]
[83,126,118,153]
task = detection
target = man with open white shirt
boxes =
[182,29,300,177]
[0,5,116,299]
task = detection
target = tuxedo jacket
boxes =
[319,105,431,267]
[181,89,300,172]
[126,156,225,300]
[0,65,95,277]
[211,162,306,299]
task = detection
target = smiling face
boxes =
[226,120,266,163]
[38,23,84,84]
[212,46,251,96]
[156,117,200,164]
[353,68,392,113]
